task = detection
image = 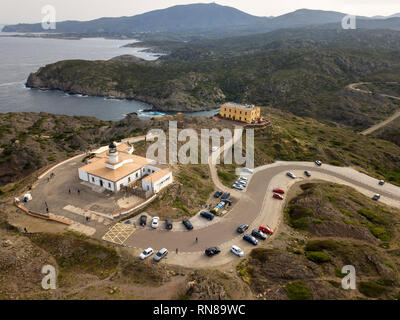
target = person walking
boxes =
[77,189,80,195]
[46,207,49,213]
[68,188,71,194]
[195,237,198,244]
[24,227,28,234]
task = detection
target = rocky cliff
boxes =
[26,60,225,112]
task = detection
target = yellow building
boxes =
[220,102,261,124]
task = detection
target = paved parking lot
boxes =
[23,155,144,237]
[102,223,136,245]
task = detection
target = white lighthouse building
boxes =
[78,141,173,193]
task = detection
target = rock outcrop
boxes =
[26,60,225,112]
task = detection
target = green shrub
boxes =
[313,217,324,224]
[357,208,387,225]
[368,226,391,241]
[250,248,271,263]
[285,281,312,300]
[359,281,387,298]
[305,240,338,252]
[334,268,347,278]
[291,217,309,230]
[305,251,331,263]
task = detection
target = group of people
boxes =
[47,172,55,183]
[68,188,80,195]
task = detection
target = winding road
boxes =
[346,82,400,135]
[124,127,400,267]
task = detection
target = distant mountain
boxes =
[4,3,400,37]
[321,16,400,31]
[2,3,268,34]
[269,9,346,29]
[2,4,349,35]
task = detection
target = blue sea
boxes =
[0,34,218,121]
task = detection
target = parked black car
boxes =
[166,219,173,230]
[251,229,267,240]
[182,219,193,230]
[221,192,230,200]
[139,215,147,226]
[222,199,232,206]
[200,211,214,220]
[213,190,223,198]
[237,224,249,233]
[372,194,381,201]
[205,247,221,257]
[243,234,258,245]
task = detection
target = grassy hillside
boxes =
[253,108,400,186]
[239,182,400,300]
[215,107,400,187]
[27,39,400,128]
[373,117,400,147]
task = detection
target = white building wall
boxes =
[142,179,152,192]
[78,168,89,181]
[142,172,173,194]
[87,174,115,192]
[142,164,160,175]
[115,169,142,191]
[153,172,173,193]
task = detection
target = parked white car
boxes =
[239,177,248,181]
[231,245,244,257]
[139,248,154,260]
[233,184,244,190]
[242,168,254,174]
[236,180,247,186]
[286,172,296,179]
[151,216,160,229]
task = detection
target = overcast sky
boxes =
[1,0,400,24]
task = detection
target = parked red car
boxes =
[273,193,284,200]
[259,225,274,235]
[273,188,285,194]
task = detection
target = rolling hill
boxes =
[2,3,268,34]
[5,3,400,38]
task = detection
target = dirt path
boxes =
[346,82,400,135]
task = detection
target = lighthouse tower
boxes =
[108,141,119,164]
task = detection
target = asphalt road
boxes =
[124,162,400,253]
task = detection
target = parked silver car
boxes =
[153,248,168,262]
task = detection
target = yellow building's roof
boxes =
[221,102,258,111]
